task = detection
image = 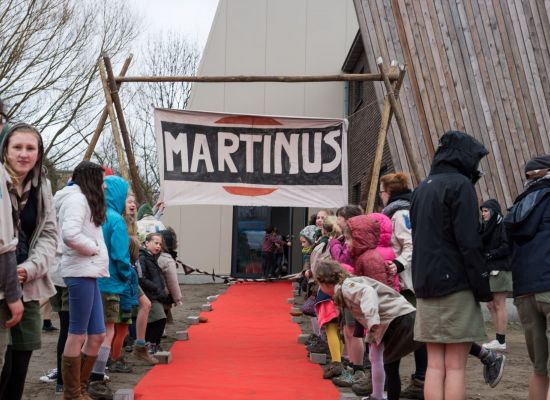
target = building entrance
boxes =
[231,206,305,278]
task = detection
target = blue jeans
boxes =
[64,277,105,335]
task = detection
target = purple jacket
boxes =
[328,237,353,267]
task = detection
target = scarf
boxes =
[382,191,411,218]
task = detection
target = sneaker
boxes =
[333,368,365,387]
[483,353,506,388]
[482,339,506,351]
[55,384,63,395]
[109,357,133,373]
[400,375,424,399]
[39,368,58,383]
[323,362,343,379]
[88,380,113,400]
[352,372,373,396]
[42,325,59,332]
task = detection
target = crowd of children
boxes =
[0,115,549,400]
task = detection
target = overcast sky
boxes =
[130,0,219,51]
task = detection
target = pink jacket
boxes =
[368,213,399,291]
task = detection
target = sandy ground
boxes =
[23,283,530,399]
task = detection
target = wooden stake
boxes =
[377,58,423,185]
[116,72,400,84]
[98,59,130,180]
[84,55,133,161]
[365,65,406,213]
[102,54,147,205]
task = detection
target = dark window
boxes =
[352,183,361,205]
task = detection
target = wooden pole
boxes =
[365,64,406,214]
[377,57,423,186]
[98,59,130,180]
[116,72,400,84]
[86,58,133,160]
[84,55,133,161]
[102,53,147,205]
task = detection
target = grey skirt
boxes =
[414,290,486,343]
[489,271,513,293]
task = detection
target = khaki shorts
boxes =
[11,300,41,351]
[489,271,513,293]
[101,293,120,324]
[50,286,69,313]
[515,293,550,375]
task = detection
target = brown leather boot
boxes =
[62,355,84,400]
[80,353,97,400]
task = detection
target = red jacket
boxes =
[347,215,393,287]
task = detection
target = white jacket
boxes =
[337,276,415,344]
[54,184,109,278]
[390,209,414,293]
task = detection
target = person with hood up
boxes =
[479,199,511,352]
[410,131,505,398]
[380,171,426,400]
[54,161,109,400]
[0,123,57,400]
[504,154,550,400]
[87,175,135,399]
[344,214,394,398]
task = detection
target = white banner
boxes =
[155,109,348,208]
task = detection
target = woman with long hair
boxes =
[0,123,58,399]
[54,160,109,399]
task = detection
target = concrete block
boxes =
[291,316,303,324]
[309,352,327,364]
[187,316,199,325]
[339,393,361,399]
[297,334,309,344]
[114,389,134,400]
[155,351,172,364]
[293,290,300,296]
[201,303,212,312]
[176,330,189,341]
[206,295,219,302]
[287,297,295,304]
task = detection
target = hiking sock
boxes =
[469,343,483,358]
[496,333,506,344]
[43,319,53,328]
[91,345,110,379]
[326,322,341,362]
[134,339,146,347]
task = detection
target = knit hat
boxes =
[137,203,153,220]
[299,225,316,245]
[525,155,550,175]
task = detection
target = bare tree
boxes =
[116,31,200,203]
[0,0,140,167]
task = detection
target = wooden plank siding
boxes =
[354,0,550,208]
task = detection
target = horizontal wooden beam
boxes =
[115,73,399,84]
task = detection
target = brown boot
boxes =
[62,355,84,400]
[132,345,159,365]
[80,353,97,400]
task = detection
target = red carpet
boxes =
[134,282,340,399]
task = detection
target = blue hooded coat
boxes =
[98,176,137,311]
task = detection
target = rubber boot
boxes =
[80,353,97,400]
[62,355,84,400]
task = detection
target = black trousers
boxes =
[146,318,167,346]
[57,311,70,385]
[0,346,33,400]
[384,359,401,400]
